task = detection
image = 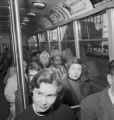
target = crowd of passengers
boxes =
[2,47,114,120]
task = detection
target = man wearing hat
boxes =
[81,60,114,120]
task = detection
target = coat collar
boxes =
[100,88,114,109]
[99,88,114,119]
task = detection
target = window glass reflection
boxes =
[48,29,59,50]
[60,22,76,56]
[79,12,109,91]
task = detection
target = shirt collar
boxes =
[108,88,114,105]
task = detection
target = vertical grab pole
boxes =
[9,0,17,67]
[9,0,27,110]
[57,27,62,53]
[13,0,27,109]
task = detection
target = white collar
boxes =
[108,88,114,105]
[32,104,44,116]
[32,104,53,116]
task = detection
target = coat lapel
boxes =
[99,88,114,120]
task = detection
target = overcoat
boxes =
[81,88,114,120]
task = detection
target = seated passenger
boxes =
[62,57,93,107]
[39,51,50,68]
[15,68,75,120]
[62,48,73,60]
[81,60,114,120]
[30,50,43,71]
[29,65,38,82]
[49,49,67,80]
[4,60,30,120]
[4,63,16,85]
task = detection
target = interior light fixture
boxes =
[32,0,47,9]
[23,17,29,22]
[27,12,36,16]
[21,22,27,25]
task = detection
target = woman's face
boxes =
[32,56,36,62]
[68,64,82,80]
[52,55,62,68]
[32,82,58,113]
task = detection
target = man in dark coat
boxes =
[81,60,114,120]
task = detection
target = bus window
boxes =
[78,12,109,92]
[60,22,76,56]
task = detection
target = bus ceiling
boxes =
[0,0,98,36]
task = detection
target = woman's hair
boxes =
[31,68,62,93]
[70,57,82,65]
[65,57,82,70]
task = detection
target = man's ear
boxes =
[107,74,112,86]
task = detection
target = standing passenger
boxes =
[4,60,28,120]
[62,57,92,107]
[49,49,67,80]
[15,68,75,120]
[81,60,114,120]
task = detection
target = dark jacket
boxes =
[62,75,93,106]
[81,88,114,120]
[15,104,75,120]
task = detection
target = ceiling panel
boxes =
[0,0,67,35]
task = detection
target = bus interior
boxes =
[0,0,114,119]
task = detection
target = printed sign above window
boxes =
[62,0,93,15]
[49,7,69,24]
